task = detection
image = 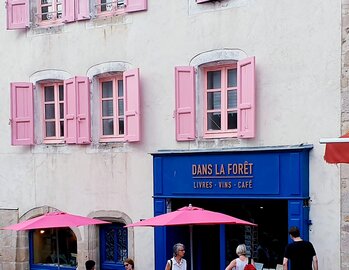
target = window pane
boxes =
[118,80,123,97]
[117,0,125,8]
[105,228,116,262]
[228,112,238,129]
[44,86,55,102]
[207,71,221,89]
[59,85,64,101]
[207,112,221,130]
[101,0,113,12]
[41,0,52,4]
[119,118,124,135]
[32,228,77,267]
[102,81,113,98]
[102,101,113,117]
[207,92,221,110]
[41,6,49,20]
[45,104,55,119]
[103,119,114,135]
[228,69,237,87]
[60,121,64,137]
[116,227,128,262]
[46,122,56,137]
[227,90,237,109]
[57,3,62,18]
[118,100,124,116]
[59,103,64,119]
[44,5,54,20]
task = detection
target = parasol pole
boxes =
[56,229,60,270]
[190,225,193,270]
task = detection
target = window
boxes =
[99,76,125,141]
[10,69,141,146]
[100,223,128,270]
[94,0,147,17]
[174,57,255,141]
[96,0,125,15]
[204,65,238,138]
[6,0,148,29]
[30,228,77,269]
[10,77,91,145]
[38,0,63,23]
[94,68,141,143]
[42,82,65,142]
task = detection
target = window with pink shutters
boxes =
[35,0,88,25]
[203,57,255,139]
[98,70,140,143]
[6,0,90,28]
[37,0,64,24]
[204,64,238,138]
[42,82,65,143]
[99,75,125,142]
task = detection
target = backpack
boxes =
[244,257,256,270]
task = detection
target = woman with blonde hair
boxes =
[225,244,254,270]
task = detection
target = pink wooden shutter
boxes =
[196,0,212,3]
[10,82,34,145]
[237,56,256,138]
[75,0,90,21]
[6,0,29,30]
[124,68,141,142]
[175,66,196,141]
[75,77,91,144]
[63,0,75,22]
[125,0,147,12]
[64,78,77,144]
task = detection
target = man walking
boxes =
[283,226,318,270]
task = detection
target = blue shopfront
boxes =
[152,145,312,270]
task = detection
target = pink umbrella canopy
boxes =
[2,211,110,230]
[125,204,256,270]
[125,205,257,227]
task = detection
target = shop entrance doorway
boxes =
[168,198,288,270]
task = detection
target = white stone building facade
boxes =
[0,0,345,269]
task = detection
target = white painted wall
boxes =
[0,0,341,269]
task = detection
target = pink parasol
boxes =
[125,205,256,227]
[2,211,109,230]
[125,204,256,270]
[2,211,109,269]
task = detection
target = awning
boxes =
[323,132,349,163]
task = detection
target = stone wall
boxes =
[0,209,19,270]
[342,1,349,269]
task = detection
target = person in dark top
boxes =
[283,226,318,270]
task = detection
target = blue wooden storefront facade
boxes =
[152,145,313,270]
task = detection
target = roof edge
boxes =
[150,144,313,156]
